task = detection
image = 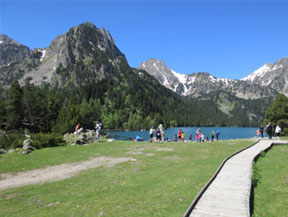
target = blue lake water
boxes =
[108,127,265,141]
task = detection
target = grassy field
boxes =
[252,140,288,217]
[0,139,256,217]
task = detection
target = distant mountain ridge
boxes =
[138,58,282,99]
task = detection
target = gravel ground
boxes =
[0,156,135,190]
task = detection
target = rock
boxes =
[65,129,98,146]
[74,135,85,145]
[86,130,95,137]
[82,134,88,141]
[0,149,7,154]
[8,149,15,153]
[21,149,32,155]
[23,139,33,150]
[64,133,70,139]
[86,136,96,142]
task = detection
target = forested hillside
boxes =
[0,77,267,135]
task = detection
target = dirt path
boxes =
[0,157,135,190]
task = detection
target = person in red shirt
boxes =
[178,129,182,142]
[75,123,80,135]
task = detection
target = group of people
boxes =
[258,123,282,140]
[175,129,186,142]
[74,121,103,142]
[173,128,220,142]
[75,122,283,143]
[149,124,165,142]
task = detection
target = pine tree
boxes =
[46,92,63,132]
[22,82,48,132]
[0,86,6,129]
[52,104,80,134]
[6,80,23,130]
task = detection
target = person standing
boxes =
[216,131,220,141]
[196,128,201,142]
[259,125,264,138]
[211,131,215,142]
[181,131,186,142]
[95,121,102,142]
[257,129,261,137]
[157,124,164,141]
[266,122,273,139]
[178,129,182,142]
[149,126,155,142]
[156,128,161,142]
[75,123,80,135]
[275,124,281,140]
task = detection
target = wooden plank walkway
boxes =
[185,139,288,217]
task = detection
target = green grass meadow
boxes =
[0,139,253,217]
[252,141,288,217]
[0,138,286,217]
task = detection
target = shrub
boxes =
[31,133,65,149]
[0,132,26,150]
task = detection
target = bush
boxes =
[31,133,65,149]
[0,133,26,150]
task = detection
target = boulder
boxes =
[0,149,7,154]
[23,139,33,150]
[8,149,15,153]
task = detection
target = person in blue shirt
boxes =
[216,131,220,141]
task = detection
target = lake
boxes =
[107,127,265,141]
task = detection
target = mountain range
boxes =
[138,58,288,99]
[0,22,287,127]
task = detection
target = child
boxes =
[174,134,178,142]
[181,131,186,142]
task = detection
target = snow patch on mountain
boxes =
[241,63,273,82]
[0,40,3,45]
[186,77,196,85]
[171,69,186,84]
[39,49,46,62]
[163,74,169,86]
[272,64,283,71]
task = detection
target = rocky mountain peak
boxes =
[241,57,288,96]
[0,34,31,66]
[0,22,127,87]
[274,56,288,68]
[241,63,273,82]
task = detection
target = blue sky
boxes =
[1,0,288,79]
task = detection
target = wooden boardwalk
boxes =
[185,139,288,217]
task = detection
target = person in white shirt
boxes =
[275,124,281,140]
